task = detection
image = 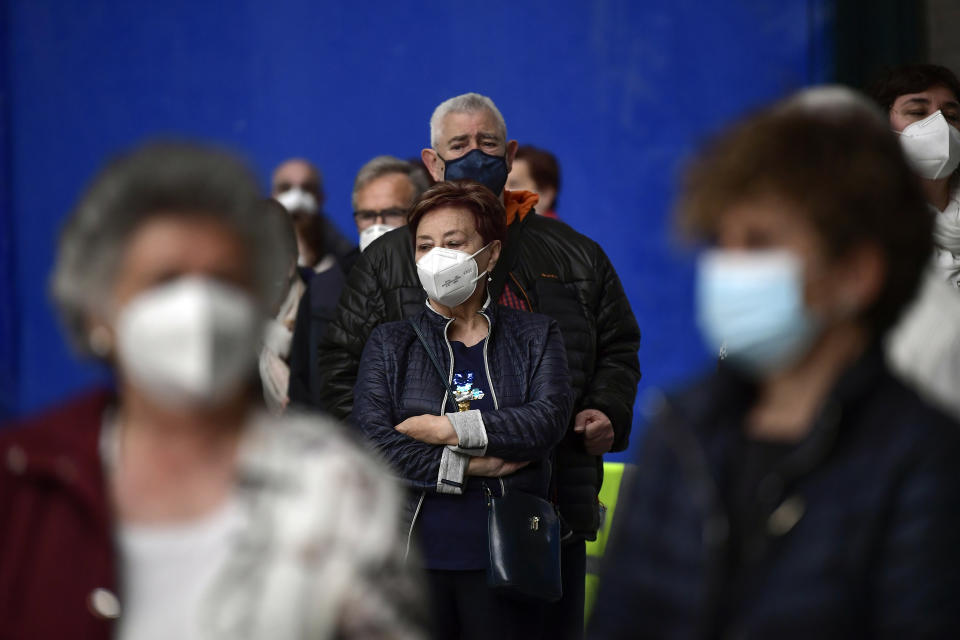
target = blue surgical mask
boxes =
[441,149,509,195]
[696,249,820,376]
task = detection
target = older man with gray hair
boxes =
[287,155,427,408]
[319,92,641,638]
[352,155,430,254]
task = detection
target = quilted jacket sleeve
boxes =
[353,325,446,492]
[581,244,641,453]
[586,417,677,639]
[318,246,388,421]
[479,319,574,461]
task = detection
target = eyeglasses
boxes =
[353,207,408,226]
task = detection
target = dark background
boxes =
[1,0,934,461]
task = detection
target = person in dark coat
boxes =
[354,180,573,639]
[271,157,356,269]
[319,92,641,638]
[287,156,428,409]
[588,87,960,639]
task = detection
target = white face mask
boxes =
[416,244,490,308]
[275,187,319,215]
[359,224,396,252]
[116,277,261,408]
[897,110,960,180]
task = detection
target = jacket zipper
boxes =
[479,309,502,499]
[442,318,455,400]
[508,272,534,311]
[405,317,456,558]
[404,492,426,561]
[478,310,500,410]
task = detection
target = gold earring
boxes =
[88,325,113,358]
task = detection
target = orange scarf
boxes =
[504,190,540,226]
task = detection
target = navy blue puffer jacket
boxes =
[589,346,960,639]
[353,301,573,500]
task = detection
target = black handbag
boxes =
[485,479,562,602]
[408,318,563,602]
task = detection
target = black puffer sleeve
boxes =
[317,241,389,421]
[582,243,641,452]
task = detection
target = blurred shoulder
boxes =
[522,213,602,252]
[368,317,418,344]
[245,409,399,502]
[0,389,112,457]
[360,226,413,265]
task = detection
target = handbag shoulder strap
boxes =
[408,318,457,410]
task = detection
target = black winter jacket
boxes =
[318,207,641,537]
[353,302,572,506]
[589,346,960,639]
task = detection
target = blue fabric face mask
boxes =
[696,249,821,376]
[441,148,509,195]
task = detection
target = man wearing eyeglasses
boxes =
[353,156,431,254]
[288,156,428,408]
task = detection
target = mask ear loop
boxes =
[470,242,494,284]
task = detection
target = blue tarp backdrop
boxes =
[1,0,833,460]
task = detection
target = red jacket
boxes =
[0,390,118,640]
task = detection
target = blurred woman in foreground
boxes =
[590,88,960,639]
[0,143,425,639]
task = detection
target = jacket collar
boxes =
[423,295,496,325]
[503,189,539,226]
[3,389,115,524]
[691,341,888,483]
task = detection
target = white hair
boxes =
[777,85,887,125]
[51,142,287,357]
[429,92,507,149]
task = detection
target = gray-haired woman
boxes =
[0,143,426,640]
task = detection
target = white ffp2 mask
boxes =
[898,110,960,180]
[359,224,396,252]
[116,277,261,408]
[275,187,319,214]
[416,244,490,308]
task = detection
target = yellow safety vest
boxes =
[584,461,636,624]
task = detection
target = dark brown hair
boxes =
[678,94,932,335]
[867,64,960,110]
[408,180,507,247]
[516,145,561,208]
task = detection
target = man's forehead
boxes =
[358,173,414,203]
[438,110,504,142]
[273,160,317,184]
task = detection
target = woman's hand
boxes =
[467,456,530,477]
[394,414,458,445]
